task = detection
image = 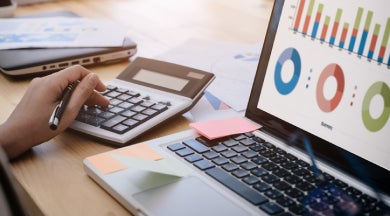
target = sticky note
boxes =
[112,155,188,177]
[113,143,164,161]
[189,116,260,139]
[86,143,187,177]
[86,152,127,174]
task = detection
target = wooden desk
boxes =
[1,0,273,215]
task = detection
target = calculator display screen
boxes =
[133,69,189,91]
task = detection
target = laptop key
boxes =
[167,143,185,151]
[183,139,209,154]
[260,202,284,215]
[206,167,268,205]
[194,160,215,170]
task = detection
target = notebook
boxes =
[0,11,137,77]
[83,0,389,215]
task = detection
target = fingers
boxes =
[50,65,106,92]
[67,73,108,114]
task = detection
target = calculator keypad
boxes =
[76,85,168,134]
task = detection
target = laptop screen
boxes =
[247,0,389,193]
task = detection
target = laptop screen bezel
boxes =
[246,0,389,194]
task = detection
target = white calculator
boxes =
[70,57,215,146]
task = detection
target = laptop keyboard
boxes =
[76,84,168,134]
[167,132,389,215]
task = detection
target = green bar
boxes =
[335,8,342,23]
[318,3,324,13]
[307,0,315,16]
[373,23,380,35]
[344,23,349,29]
[353,7,364,30]
[382,18,390,46]
[364,11,373,30]
[325,15,330,25]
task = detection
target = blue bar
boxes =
[358,31,368,56]
[387,55,390,66]
[293,28,298,32]
[311,22,319,38]
[368,50,374,59]
[339,41,345,48]
[330,36,335,45]
[378,57,383,63]
[349,36,357,52]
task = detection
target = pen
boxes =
[49,82,76,130]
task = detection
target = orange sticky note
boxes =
[86,143,164,175]
[86,152,127,174]
[113,143,164,161]
[189,117,260,140]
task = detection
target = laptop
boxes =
[0,11,137,77]
[83,0,389,215]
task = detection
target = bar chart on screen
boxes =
[289,0,390,66]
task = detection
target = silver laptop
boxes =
[83,0,389,215]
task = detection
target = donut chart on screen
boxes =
[362,82,390,132]
[316,63,345,112]
[274,47,301,95]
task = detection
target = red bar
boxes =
[321,24,329,40]
[378,46,386,59]
[352,28,359,37]
[340,26,348,43]
[369,34,378,52]
[315,11,322,23]
[331,22,340,38]
[303,15,311,34]
[294,0,306,31]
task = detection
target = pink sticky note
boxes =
[189,117,260,140]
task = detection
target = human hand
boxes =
[0,65,110,159]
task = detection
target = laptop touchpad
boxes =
[133,176,250,216]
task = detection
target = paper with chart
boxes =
[0,17,128,49]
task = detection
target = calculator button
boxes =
[106,91,121,98]
[128,90,140,97]
[108,106,124,114]
[131,105,146,113]
[122,119,139,127]
[132,114,148,122]
[112,124,130,134]
[128,97,143,104]
[118,102,133,109]
[121,110,136,118]
[110,98,122,106]
[117,94,132,101]
[101,115,126,129]
[105,85,117,91]
[116,88,128,93]
[151,103,168,111]
[99,111,115,119]
[141,100,155,107]
[142,108,158,116]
